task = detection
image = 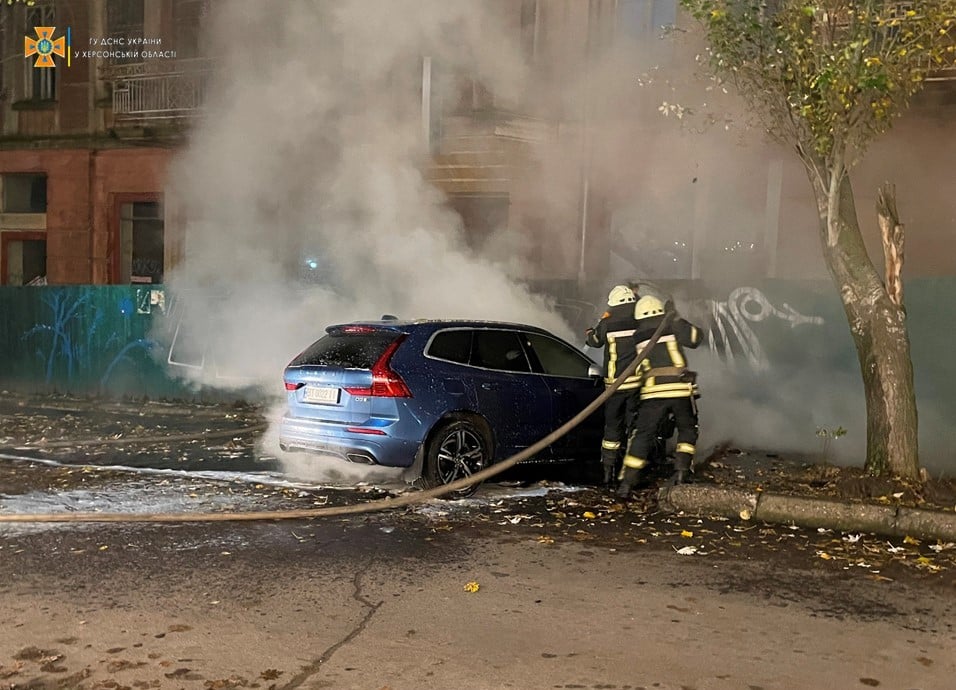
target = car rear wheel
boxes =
[423,418,492,498]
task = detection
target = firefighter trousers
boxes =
[621,396,698,481]
[600,389,640,471]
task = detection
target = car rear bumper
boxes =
[278,414,419,467]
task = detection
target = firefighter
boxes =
[585,284,642,487]
[617,295,703,497]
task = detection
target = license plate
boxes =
[304,386,340,404]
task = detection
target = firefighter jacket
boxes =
[585,303,642,391]
[631,313,703,400]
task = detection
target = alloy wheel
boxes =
[435,427,486,486]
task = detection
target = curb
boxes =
[659,484,956,542]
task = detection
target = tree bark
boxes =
[807,168,919,480]
[877,183,905,309]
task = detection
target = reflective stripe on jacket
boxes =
[585,303,641,389]
[631,317,703,400]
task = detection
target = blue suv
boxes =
[279,319,605,496]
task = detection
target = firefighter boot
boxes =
[669,451,693,486]
[602,463,617,488]
[616,467,640,498]
[601,449,620,489]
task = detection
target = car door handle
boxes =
[480,383,497,390]
[443,379,466,395]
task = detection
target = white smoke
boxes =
[165,2,577,380]
[162,1,581,479]
[158,2,954,478]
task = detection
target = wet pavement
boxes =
[2,395,956,688]
[3,481,955,689]
[3,393,956,582]
[0,395,271,474]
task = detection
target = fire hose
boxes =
[0,311,675,524]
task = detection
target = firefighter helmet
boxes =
[635,295,665,318]
[607,285,636,306]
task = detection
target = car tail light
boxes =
[343,337,412,398]
[338,326,377,334]
[345,426,387,435]
[285,381,304,391]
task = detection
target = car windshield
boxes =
[290,331,398,369]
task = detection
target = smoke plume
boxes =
[162,1,954,477]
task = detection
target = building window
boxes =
[2,174,47,214]
[119,200,164,284]
[173,0,209,59]
[106,0,144,65]
[2,233,47,285]
[25,4,56,100]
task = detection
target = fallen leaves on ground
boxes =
[204,677,250,689]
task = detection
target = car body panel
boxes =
[279,319,604,469]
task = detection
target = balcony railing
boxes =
[108,59,214,121]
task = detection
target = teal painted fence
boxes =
[0,286,195,400]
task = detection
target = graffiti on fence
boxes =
[21,289,97,384]
[18,287,166,392]
[704,287,825,371]
[579,285,827,372]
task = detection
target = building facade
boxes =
[0,0,204,286]
[0,0,953,291]
[0,0,633,290]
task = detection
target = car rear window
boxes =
[290,331,399,369]
[427,330,472,364]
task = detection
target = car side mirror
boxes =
[588,364,602,378]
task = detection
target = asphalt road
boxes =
[2,398,955,689]
[2,475,955,690]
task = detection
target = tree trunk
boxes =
[808,170,919,480]
[877,183,905,309]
